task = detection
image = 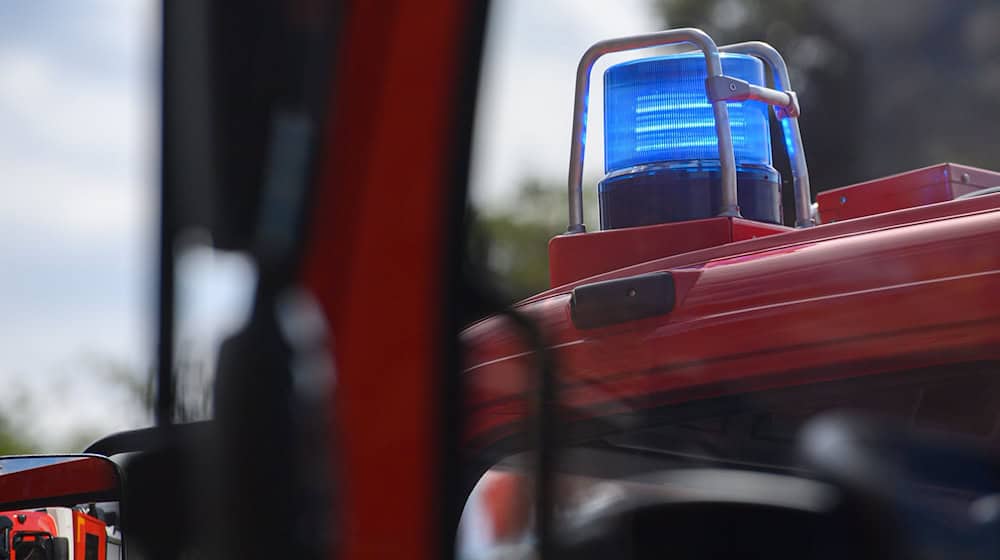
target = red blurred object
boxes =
[2,508,113,560]
[462,470,532,544]
[5,511,57,541]
[816,162,1000,223]
[301,1,477,558]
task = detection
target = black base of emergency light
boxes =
[598,162,782,230]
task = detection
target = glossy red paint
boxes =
[463,190,1000,451]
[0,458,119,507]
[817,162,1000,223]
[71,510,108,560]
[3,509,110,560]
[300,1,474,559]
[548,217,792,288]
[461,470,532,544]
[4,511,57,538]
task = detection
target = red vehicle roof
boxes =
[462,191,1000,452]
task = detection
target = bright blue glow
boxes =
[603,53,772,173]
[780,117,796,158]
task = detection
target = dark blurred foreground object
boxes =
[556,473,871,560]
[154,1,339,559]
[138,0,490,558]
[801,412,1000,559]
[555,413,1000,560]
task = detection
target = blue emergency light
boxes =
[598,52,782,229]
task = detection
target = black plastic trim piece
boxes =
[571,271,675,329]
[83,421,215,456]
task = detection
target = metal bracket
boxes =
[706,75,753,102]
[775,90,800,119]
[720,41,813,227]
[706,75,800,118]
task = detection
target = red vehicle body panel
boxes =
[4,509,107,560]
[71,511,106,560]
[462,191,1000,451]
[816,163,1000,223]
[548,217,792,287]
[301,0,479,558]
[0,459,118,507]
[7,511,58,539]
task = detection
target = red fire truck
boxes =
[5,8,998,559]
[0,508,121,560]
[458,28,1000,557]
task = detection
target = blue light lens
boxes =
[603,52,771,173]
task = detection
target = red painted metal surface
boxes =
[548,217,791,288]
[300,1,472,559]
[5,511,58,539]
[0,458,119,506]
[463,192,1000,452]
[817,162,1000,223]
[71,510,107,560]
[2,509,109,560]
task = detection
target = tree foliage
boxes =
[0,416,35,455]
[468,179,598,306]
[655,0,1000,188]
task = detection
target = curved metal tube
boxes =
[566,28,739,234]
[720,41,814,227]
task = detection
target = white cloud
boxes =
[0,0,157,450]
[87,0,159,55]
[0,155,150,239]
[0,47,154,164]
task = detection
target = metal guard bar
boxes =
[566,29,737,234]
[566,31,815,233]
[720,41,814,227]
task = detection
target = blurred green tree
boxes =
[0,416,35,455]
[94,344,213,425]
[655,0,1000,186]
[467,179,598,306]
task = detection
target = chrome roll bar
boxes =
[565,29,814,233]
[720,41,814,228]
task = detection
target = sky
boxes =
[0,0,158,449]
[0,0,664,451]
[470,0,661,211]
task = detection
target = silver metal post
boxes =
[720,42,814,227]
[565,28,738,234]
